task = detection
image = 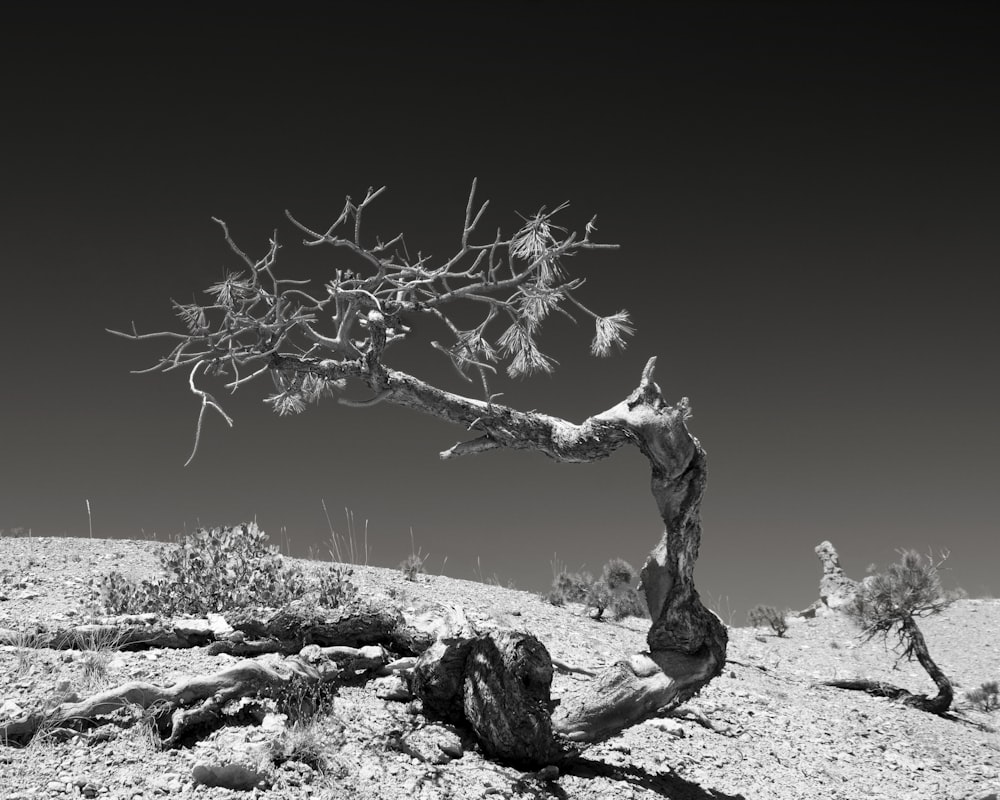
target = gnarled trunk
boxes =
[551,430,727,742]
[371,356,728,761]
[901,616,953,713]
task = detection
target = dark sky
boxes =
[2,2,997,618]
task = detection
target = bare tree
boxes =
[110,182,728,759]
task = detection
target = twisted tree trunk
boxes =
[900,617,953,713]
[279,354,728,761]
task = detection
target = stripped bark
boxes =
[338,357,727,762]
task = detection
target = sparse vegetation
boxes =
[966,681,1000,712]
[748,604,789,637]
[90,522,355,617]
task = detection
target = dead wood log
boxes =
[224,600,432,655]
[0,655,338,747]
[410,630,576,768]
[0,600,433,659]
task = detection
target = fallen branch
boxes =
[0,654,337,747]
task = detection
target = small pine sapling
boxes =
[845,549,955,713]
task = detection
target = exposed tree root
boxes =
[0,644,394,747]
[817,679,949,714]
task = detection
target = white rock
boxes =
[0,699,25,719]
[646,718,686,737]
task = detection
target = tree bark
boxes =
[321,356,728,757]
[901,616,953,713]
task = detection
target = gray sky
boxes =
[1,2,997,618]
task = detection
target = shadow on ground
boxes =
[566,757,747,799]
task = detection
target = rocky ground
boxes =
[1,535,998,800]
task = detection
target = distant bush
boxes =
[966,681,1000,713]
[944,586,969,603]
[546,558,647,621]
[91,522,355,617]
[748,604,788,637]
[546,569,594,606]
[399,552,427,582]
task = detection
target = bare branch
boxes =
[440,436,502,459]
[338,390,390,408]
[184,361,234,467]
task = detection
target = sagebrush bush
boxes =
[90,522,355,617]
[589,559,646,621]
[966,681,1000,712]
[546,559,647,621]
[546,569,594,606]
[748,604,788,637]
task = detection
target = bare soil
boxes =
[1,535,998,800]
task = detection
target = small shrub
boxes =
[966,681,1000,712]
[546,569,594,606]
[610,587,648,621]
[945,586,969,603]
[317,565,357,608]
[91,522,353,617]
[546,558,647,620]
[399,552,426,582]
[748,604,788,637]
[589,559,645,621]
[602,558,636,591]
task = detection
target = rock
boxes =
[374,674,413,702]
[798,541,858,616]
[815,540,858,609]
[191,728,277,790]
[148,772,184,794]
[536,765,560,781]
[0,698,25,719]
[399,724,464,764]
[646,718,686,738]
